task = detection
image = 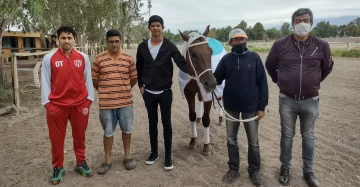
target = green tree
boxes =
[1,0,46,85]
[311,21,333,38]
[280,22,292,36]
[129,21,149,44]
[234,20,247,30]
[1,0,25,66]
[245,26,256,41]
[207,28,218,38]
[163,29,175,41]
[253,22,266,40]
[338,25,347,37]
[266,27,282,40]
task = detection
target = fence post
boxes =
[11,54,20,115]
[348,43,352,51]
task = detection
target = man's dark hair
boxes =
[106,29,122,40]
[292,8,313,25]
[56,26,77,38]
[148,15,164,28]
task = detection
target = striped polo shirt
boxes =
[92,51,137,109]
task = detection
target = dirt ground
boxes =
[0,50,359,187]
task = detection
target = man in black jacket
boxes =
[136,15,187,171]
[265,8,333,187]
[214,28,268,186]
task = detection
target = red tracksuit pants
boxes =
[45,100,91,168]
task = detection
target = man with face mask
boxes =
[265,8,334,187]
[214,29,269,186]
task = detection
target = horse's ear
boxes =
[179,30,189,42]
[202,25,210,37]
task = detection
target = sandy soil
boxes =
[0,50,359,187]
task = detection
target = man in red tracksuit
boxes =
[41,26,95,185]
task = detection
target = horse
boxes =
[178,25,226,155]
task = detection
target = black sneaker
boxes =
[303,172,319,187]
[145,153,159,165]
[164,156,173,171]
[279,168,290,186]
[250,171,264,186]
[222,170,240,184]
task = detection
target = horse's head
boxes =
[178,25,217,93]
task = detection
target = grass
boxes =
[331,49,360,58]
[224,45,360,58]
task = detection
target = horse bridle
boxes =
[185,39,212,81]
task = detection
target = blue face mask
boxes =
[232,42,247,54]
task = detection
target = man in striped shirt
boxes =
[92,30,137,174]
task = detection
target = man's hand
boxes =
[140,87,144,95]
[256,111,265,121]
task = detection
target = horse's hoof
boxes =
[188,144,196,150]
[201,150,211,156]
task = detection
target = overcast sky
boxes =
[140,0,360,33]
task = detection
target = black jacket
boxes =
[265,35,334,99]
[136,38,187,91]
[214,50,269,112]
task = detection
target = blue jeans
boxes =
[226,109,260,174]
[279,93,319,173]
[99,106,134,137]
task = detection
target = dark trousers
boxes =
[143,89,172,157]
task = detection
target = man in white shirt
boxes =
[136,15,187,171]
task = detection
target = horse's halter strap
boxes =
[185,38,212,81]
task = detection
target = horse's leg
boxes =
[202,101,212,156]
[195,93,203,124]
[184,89,197,150]
[217,98,224,126]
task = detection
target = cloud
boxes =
[140,0,360,33]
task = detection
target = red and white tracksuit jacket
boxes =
[41,48,94,167]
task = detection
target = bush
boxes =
[340,49,360,58]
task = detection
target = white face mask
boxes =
[294,22,312,37]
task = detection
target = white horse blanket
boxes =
[178,33,226,102]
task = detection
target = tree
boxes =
[311,21,333,38]
[338,24,347,37]
[163,29,175,41]
[215,26,232,42]
[253,22,266,40]
[0,0,24,86]
[234,20,247,30]
[207,28,217,38]
[266,27,282,40]
[171,34,182,44]
[128,21,148,44]
[0,0,23,62]
[280,22,292,36]
[345,18,360,36]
